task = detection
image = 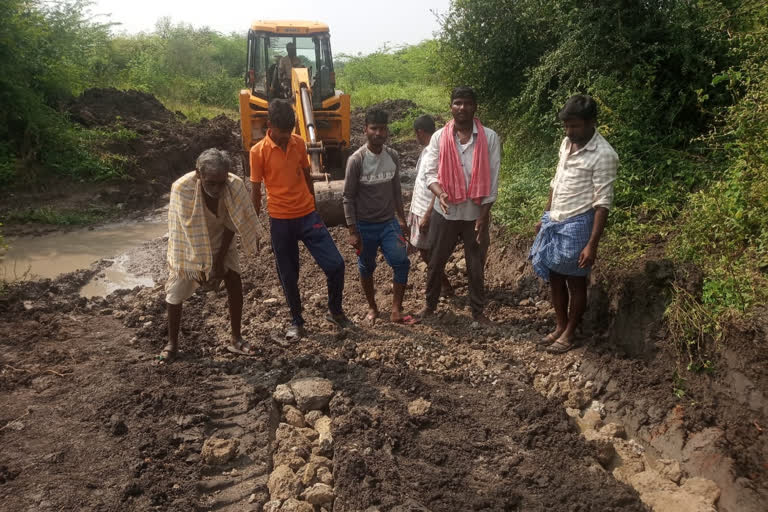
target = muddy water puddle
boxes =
[1,218,167,295]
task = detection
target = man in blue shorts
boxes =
[529,95,619,353]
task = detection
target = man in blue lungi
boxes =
[529,95,619,353]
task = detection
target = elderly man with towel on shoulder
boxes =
[158,148,265,363]
[416,86,501,326]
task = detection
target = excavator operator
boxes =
[271,42,303,99]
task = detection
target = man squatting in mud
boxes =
[343,108,417,325]
[417,86,500,325]
[529,94,619,354]
[159,149,264,362]
[250,99,353,342]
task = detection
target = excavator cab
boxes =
[246,33,335,103]
[239,21,351,182]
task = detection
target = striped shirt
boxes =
[549,130,618,222]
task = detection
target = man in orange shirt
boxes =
[250,99,352,341]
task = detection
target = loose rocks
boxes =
[274,384,296,405]
[407,398,431,417]
[201,437,239,465]
[266,377,337,509]
[289,377,334,412]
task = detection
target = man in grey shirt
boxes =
[343,109,414,325]
[418,86,501,325]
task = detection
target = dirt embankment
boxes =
[68,88,242,200]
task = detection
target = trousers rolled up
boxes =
[270,211,345,326]
[425,211,487,315]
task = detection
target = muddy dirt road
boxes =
[1,90,766,511]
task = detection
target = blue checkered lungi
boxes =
[528,209,595,281]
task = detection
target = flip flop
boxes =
[156,344,177,363]
[225,339,257,356]
[393,314,420,326]
[537,334,558,347]
[546,338,574,354]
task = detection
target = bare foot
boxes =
[364,308,379,327]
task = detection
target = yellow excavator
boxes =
[239,21,351,218]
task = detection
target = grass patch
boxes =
[344,83,447,114]
[3,206,117,226]
[160,98,238,123]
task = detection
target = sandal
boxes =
[226,338,258,356]
[537,334,558,347]
[156,344,177,363]
[546,337,574,354]
[392,314,420,325]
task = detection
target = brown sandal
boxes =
[546,338,574,354]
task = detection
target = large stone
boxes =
[275,423,313,458]
[578,409,604,432]
[309,454,332,468]
[301,462,319,486]
[680,477,720,506]
[201,437,239,465]
[304,410,323,427]
[289,378,334,412]
[268,465,301,500]
[283,405,306,428]
[599,423,626,439]
[629,470,677,495]
[274,384,296,405]
[280,498,314,512]
[314,416,334,456]
[301,483,335,506]
[655,458,683,484]
[317,466,333,485]
[407,398,431,417]
[263,500,283,512]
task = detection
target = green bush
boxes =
[337,42,448,113]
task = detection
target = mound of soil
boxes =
[67,88,242,201]
[68,88,175,126]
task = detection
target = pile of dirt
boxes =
[67,88,242,202]
[68,88,175,126]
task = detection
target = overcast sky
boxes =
[88,0,452,55]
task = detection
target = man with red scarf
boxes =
[417,86,501,325]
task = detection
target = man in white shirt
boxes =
[408,115,453,295]
[529,94,619,354]
[417,87,501,325]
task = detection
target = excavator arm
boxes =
[291,68,330,182]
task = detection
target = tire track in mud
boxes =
[194,372,273,511]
